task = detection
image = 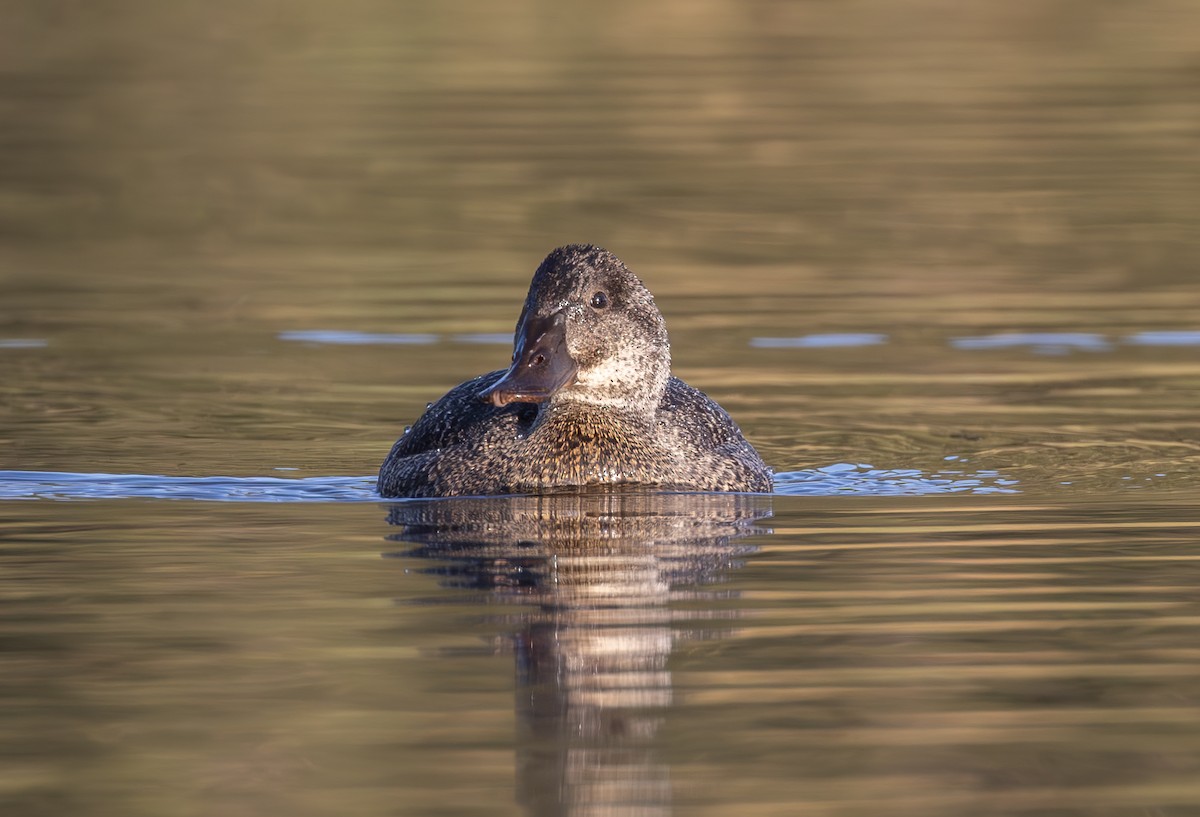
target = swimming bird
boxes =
[377,245,772,497]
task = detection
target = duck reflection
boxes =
[385,492,771,817]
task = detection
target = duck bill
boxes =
[480,310,578,407]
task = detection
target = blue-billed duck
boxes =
[377,245,772,497]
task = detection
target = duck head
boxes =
[481,245,671,412]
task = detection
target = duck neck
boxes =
[536,390,660,432]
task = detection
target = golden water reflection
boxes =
[385,496,1200,816]
[387,493,772,817]
[3,0,1200,813]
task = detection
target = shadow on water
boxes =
[384,492,772,817]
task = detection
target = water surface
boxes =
[3,1,1200,815]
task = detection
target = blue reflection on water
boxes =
[752,333,888,349]
[1125,331,1200,346]
[773,463,1019,495]
[0,339,49,349]
[0,466,1017,501]
[284,329,1200,351]
[280,330,514,346]
[0,471,380,502]
[279,330,439,345]
[950,333,1111,354]
[949,330,1200,353]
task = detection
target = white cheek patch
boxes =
[570,349,665,406]
[575,351,643,389]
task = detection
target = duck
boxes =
[377,244,772,497]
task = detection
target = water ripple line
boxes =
[0,465,1017,502]
[0,471,381,502]
[772,463,1019,496]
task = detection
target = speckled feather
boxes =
[377,245,772,497]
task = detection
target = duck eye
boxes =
[590,291,609,310]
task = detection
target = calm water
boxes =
[3,1,1200,815]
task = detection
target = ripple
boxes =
[278,330,438,345]
[0,338,48,349]
[1125,330,1200,346]
[0,465,1022,503]
[950,332,1111,354]
[0,471,380,502]
[0,467,1018,501]
[773,463,1019,495]
[751,333,888,349]
[280,330,517,346]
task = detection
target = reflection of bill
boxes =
[387,493,772,817]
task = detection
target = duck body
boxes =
[377,245,772,498]
[379,371,771,497]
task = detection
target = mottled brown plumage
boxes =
[378,245,772,497]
